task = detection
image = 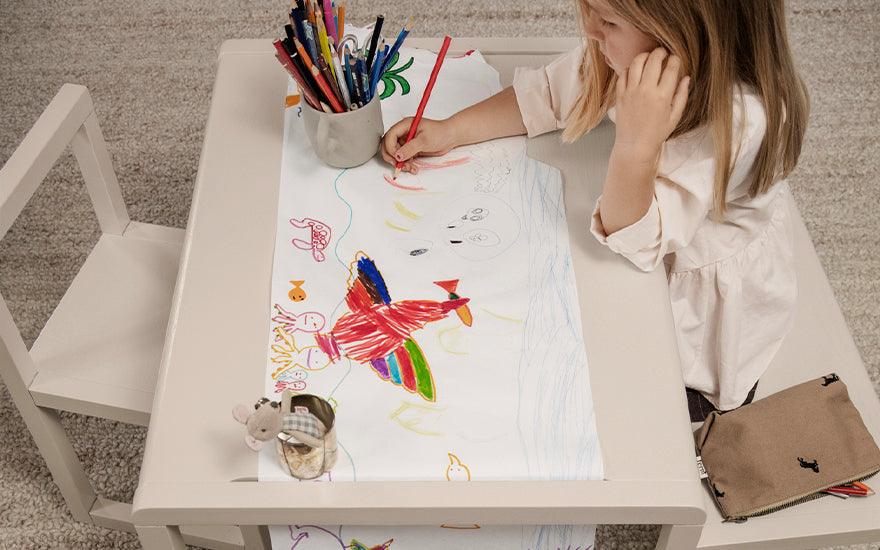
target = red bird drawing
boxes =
[315,254,470,402]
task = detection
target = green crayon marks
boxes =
[379,52,415,100]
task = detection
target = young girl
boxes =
[380,0,809,422]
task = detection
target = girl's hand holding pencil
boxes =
[381,117,459,175]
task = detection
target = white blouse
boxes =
[512,47,797,410]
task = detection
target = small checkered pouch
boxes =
[282,409,326,440]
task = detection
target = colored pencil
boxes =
[349,54,362,106]
[356,52,370,103]
[852,481,874,494]
[343,47,356,105]
[330,43,351,109]
[291,37,328,100]
[317,54,342,106]
[338,1,345,38]
[292,7,317,63]
[322,0,338,44]
[293,38,344,112]
[315,15,335,79]
[366,14,384,72]
[369,39,386,98]
[825,486,869,496]
[283,37,323,101]
[393,35,452,179]
[272,40,321,110]
[289,11,306,52]
[381,16,412,76]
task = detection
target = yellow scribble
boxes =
[389,401,445,436]
[438,324,468,356]
[384,220,411,232]
[481,308,523,324]
[393,200,421,220]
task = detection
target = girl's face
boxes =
[582,0,660,74]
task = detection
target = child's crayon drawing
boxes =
[314,254,471,402]
[388,401,445,436]
[271,304,326,338]
[378,51,414,99]
[266,37,602,550]
[288,279,308,302]
[291,217,331,262]
[444,452,471,481]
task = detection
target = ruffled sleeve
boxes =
[590,90,768,272]
[512,45,586,138]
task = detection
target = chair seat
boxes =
[28,222,184,426]
[696,197,880,549]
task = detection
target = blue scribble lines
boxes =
[511,151,604,550]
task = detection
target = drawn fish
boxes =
[434,280,473,327]
[315,254,470,402]
[288,279,307,302]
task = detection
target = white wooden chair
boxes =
[0,84,243,549]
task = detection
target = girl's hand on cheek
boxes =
[614,47,690,161]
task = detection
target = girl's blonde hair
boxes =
[563,0,810,214]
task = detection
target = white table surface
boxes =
[132,38,704,531]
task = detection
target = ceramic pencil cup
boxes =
[276,392,338,480]
[301,93,384,168]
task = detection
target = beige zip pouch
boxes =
[695,373,880,522]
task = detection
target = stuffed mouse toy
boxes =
[232,397,283,451]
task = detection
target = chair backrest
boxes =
[0,84,130,390]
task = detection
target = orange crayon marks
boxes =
[288,280,307,302]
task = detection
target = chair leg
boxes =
[655,523,702,550]
[8,395,96,522]
[240,525,271,550]
[136,525,187,550]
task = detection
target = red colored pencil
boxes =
[393,35,453,179]
[825,485,869,496]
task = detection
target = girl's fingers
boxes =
[627,51,650,87]
[670,76,691,125]
[658,55,681,95]
[640,47,668,88]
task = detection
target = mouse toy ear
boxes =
[232,404,251,424]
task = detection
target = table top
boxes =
[132,38,705,527]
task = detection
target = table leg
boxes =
[241,525,271,550]
[135,525,187,550]
[655,524,702,550]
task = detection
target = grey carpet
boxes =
[0,0,878,548]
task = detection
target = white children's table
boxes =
[131,38,706,550]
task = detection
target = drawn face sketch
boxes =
[295,312,326,332]
[441,195,520,261]
[304,347,331,370]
